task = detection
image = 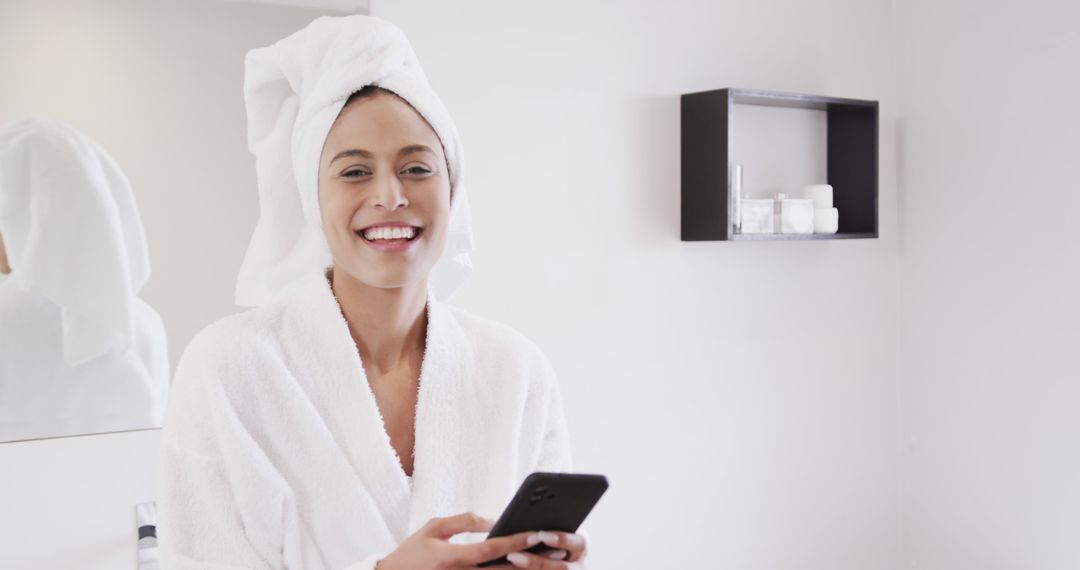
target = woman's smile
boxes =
[356,222,423,253]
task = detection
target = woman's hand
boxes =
[374,512,551,569]
[503,530,587,569]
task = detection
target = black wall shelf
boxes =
[680,87,879,241]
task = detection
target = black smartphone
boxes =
[477,472,608,567]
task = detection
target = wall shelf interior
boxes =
[681,87,879,241]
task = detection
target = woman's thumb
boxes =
[425,512,495,539]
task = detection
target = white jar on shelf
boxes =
[739,198,775,234]
[780,197,815,234]
[814,207,839,234]
[804,184,833,208]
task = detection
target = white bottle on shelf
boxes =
[740,197,775,234]
[803,183,839,234]
[733,164,743,233]
[774,193,787,233]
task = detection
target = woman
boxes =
[156,14,588,570]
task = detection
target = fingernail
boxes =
[537,528,561,544]
[526,532,542,546]
[538,530,559,544]
[507,552,529,567]
[547,549,568,560]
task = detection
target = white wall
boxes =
[896,1,1080,568]
[0,429,161,569]
[1,0,905,568]
[7,0,1079,567]
[0,1,346,568]
[372,1,901,568]
[0,0,338,368]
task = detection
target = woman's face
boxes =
[318,90,451,291]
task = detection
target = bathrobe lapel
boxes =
[406,289,477,536]
[279,271,478,545]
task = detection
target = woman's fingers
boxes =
[448,530,543,566]
[535,531,587,562]
[422,512,494,539]
[420,515,587,567]
[505,550,583,569]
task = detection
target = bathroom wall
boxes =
[7,0,1077,567]
[372,1,901,568]
[1,0,903,568]
[896,1,1080,568]
[0,0,335,368]
[0,1,336,568]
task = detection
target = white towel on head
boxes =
[236,14,474,307]
[0,116,151,365]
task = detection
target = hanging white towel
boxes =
[0,117,169,443]
[156,268,575,569]
[0,116,153,365]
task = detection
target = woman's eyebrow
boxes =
[330,144,436,165]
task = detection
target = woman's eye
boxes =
[340,167,429,178]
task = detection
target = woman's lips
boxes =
[356,228,421,253]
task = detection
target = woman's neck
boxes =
[329,267,428,375]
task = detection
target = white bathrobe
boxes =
[156,269,576,570]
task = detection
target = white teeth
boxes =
[362,226,417,241]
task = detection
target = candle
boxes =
[804,184,833,208]
[814,207,839,234]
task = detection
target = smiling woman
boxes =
[156,14,588,570]
[319,85,450,293]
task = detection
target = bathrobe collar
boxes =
[277,267,477,545]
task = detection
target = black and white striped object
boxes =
[136,501,159,569]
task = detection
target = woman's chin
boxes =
[335,265,425,292]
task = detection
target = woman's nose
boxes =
[372,173,408,210]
